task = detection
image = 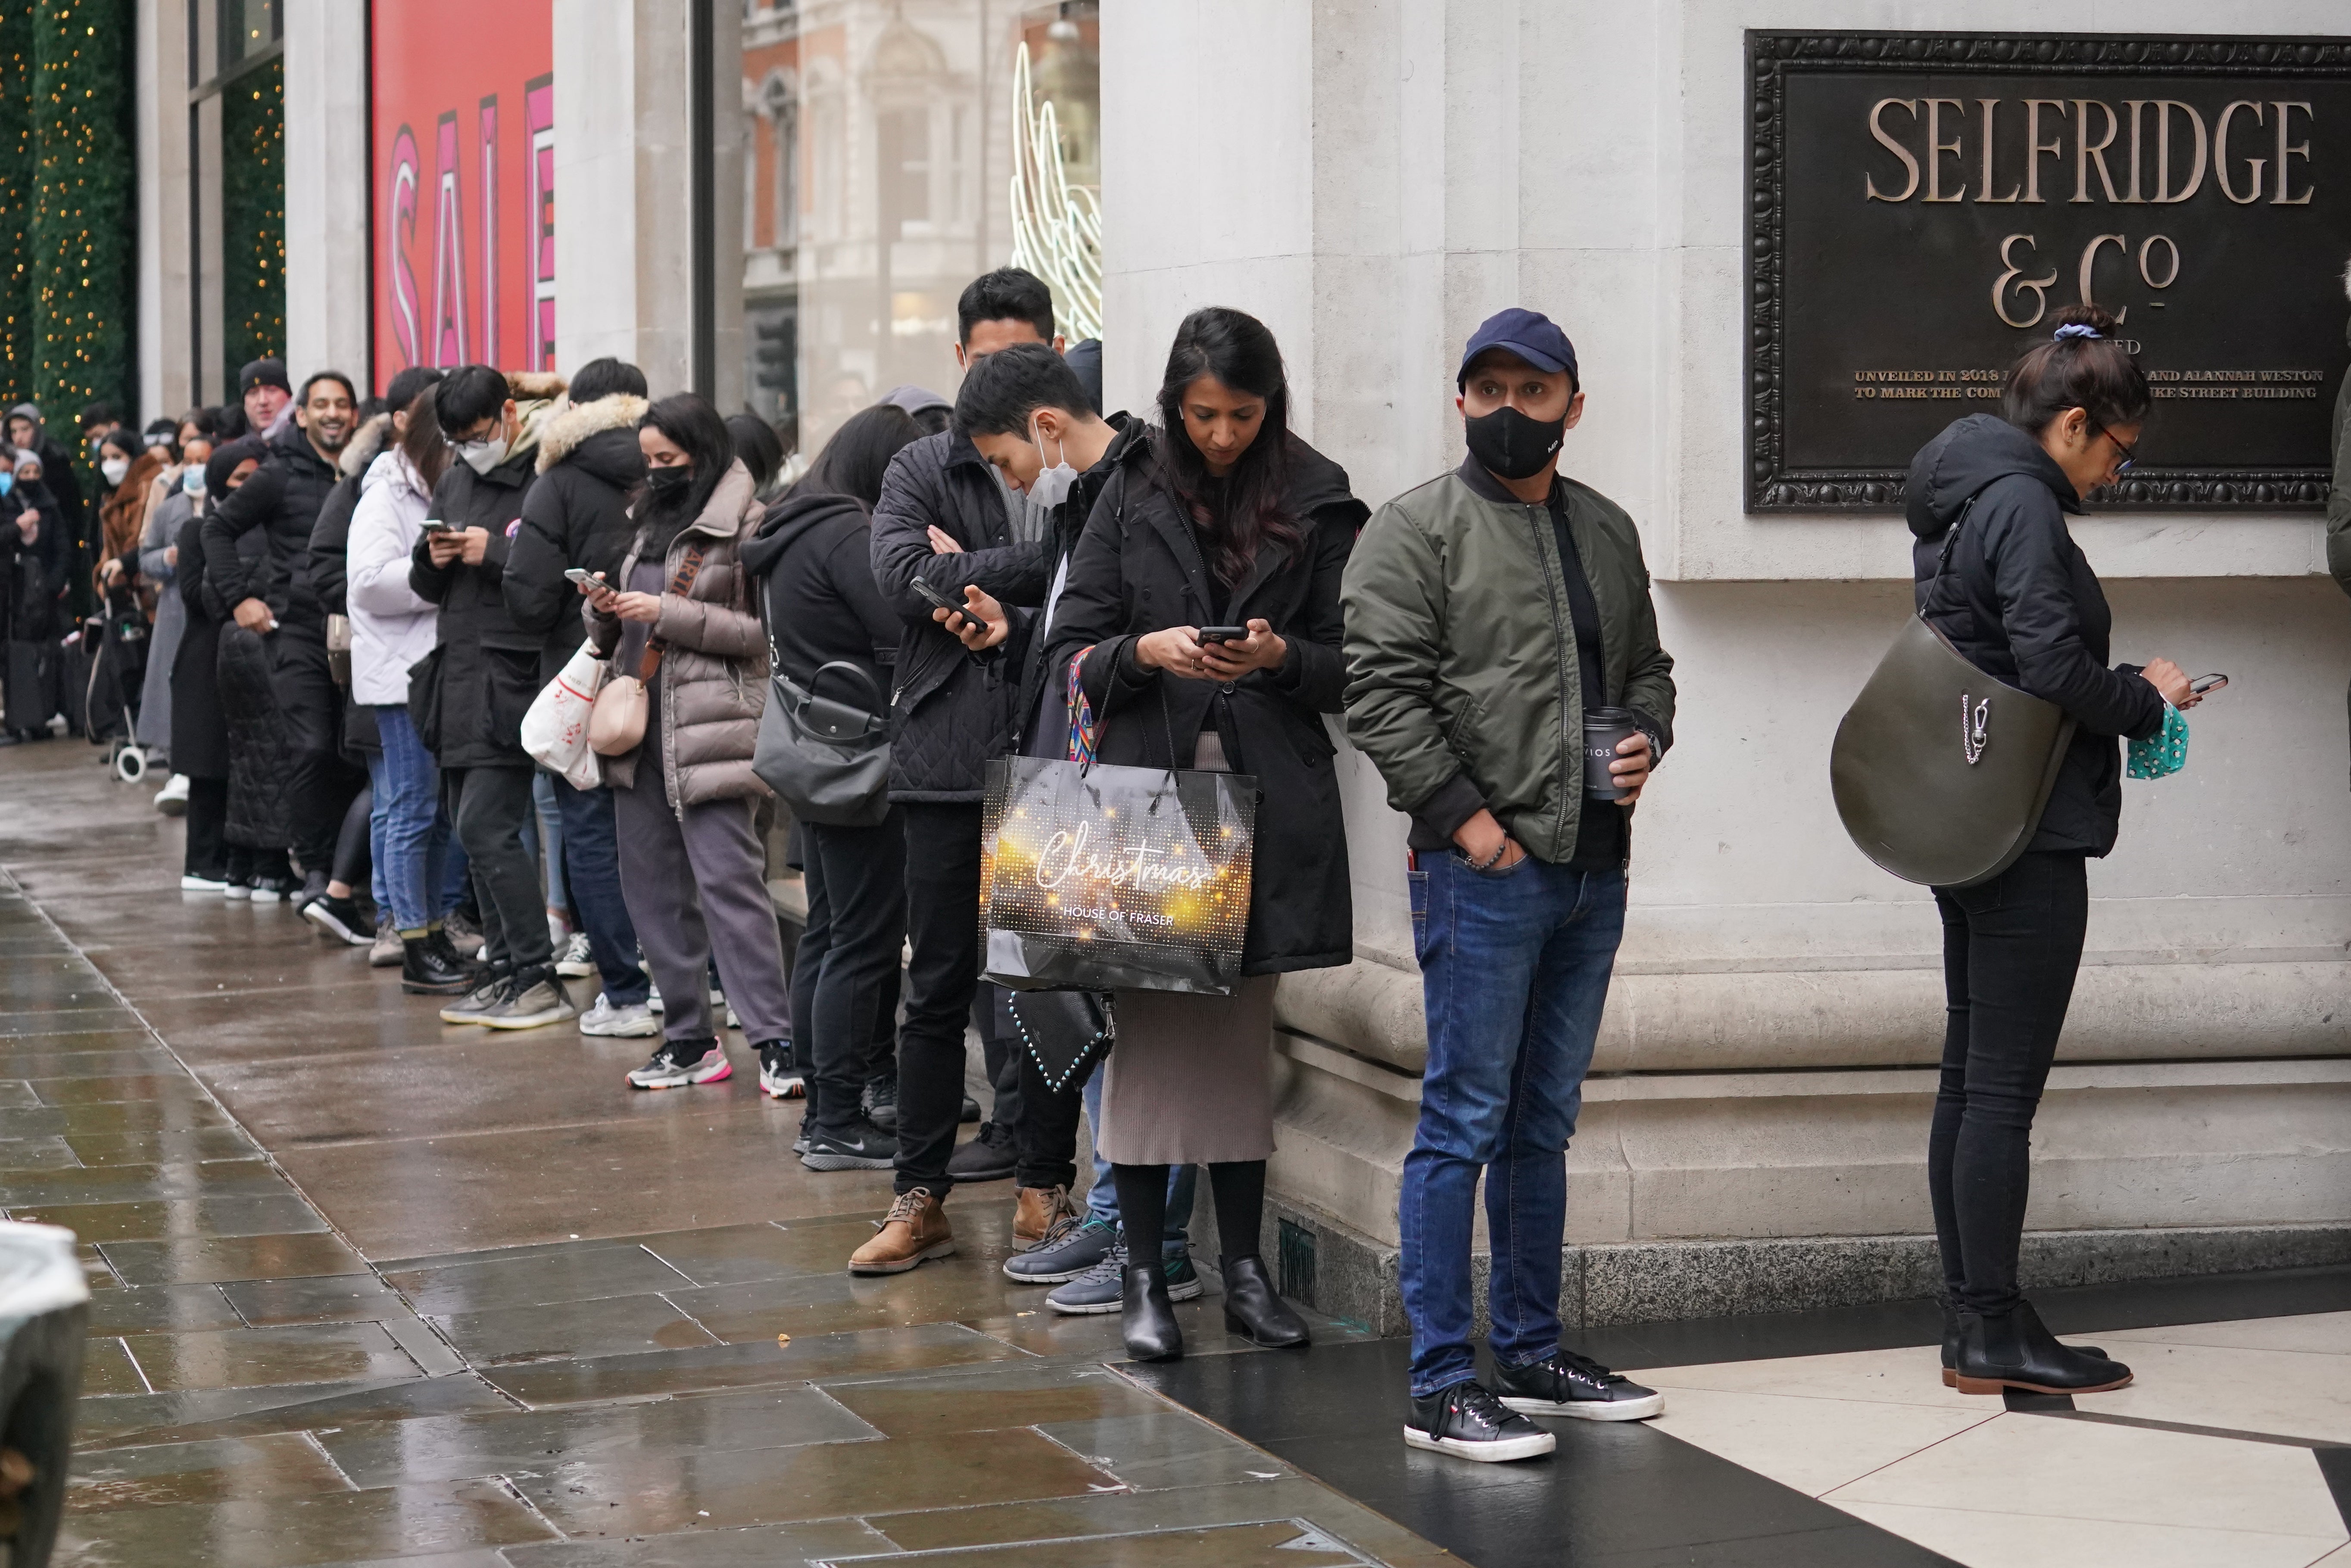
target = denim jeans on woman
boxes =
[1399,850,1626,1398]
[367,705,452,934]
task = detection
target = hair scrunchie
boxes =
[2052,322,2102,341]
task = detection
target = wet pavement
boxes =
[0,740,1436,1568]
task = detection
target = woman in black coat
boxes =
[1036,307,1364,1362]
[172,440,272,890]
[1904,305,2198,1399]
[1,451,65,742]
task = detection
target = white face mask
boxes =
[100,456,129,486]
[182,466,205,495]
[455,435,509,476]
[1026,417,1078,510]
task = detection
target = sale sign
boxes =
[370,3,555,390]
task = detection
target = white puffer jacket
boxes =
[346,449,440,705]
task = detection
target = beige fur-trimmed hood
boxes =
[536,392,649,474]
[338,412,393,480]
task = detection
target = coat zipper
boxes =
[1528,505,1577,854]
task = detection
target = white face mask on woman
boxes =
[1026,417,1078,509]
[100,456,129,487]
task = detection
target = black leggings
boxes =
[331,785,372,889]
[1113,1159,1265,1265]
[1928,850,2088,1316]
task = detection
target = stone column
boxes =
[134,0,193,417]
[281,0,371,385]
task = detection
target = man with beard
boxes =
[200,371,367,907]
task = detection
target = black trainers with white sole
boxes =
[302,894,376,946]
[626,1039,733,1089]
[758,1041,806,1100]
[1404,1379,1557,1462]
[1493,1350,1664,1421]
[799,1118,895,1171]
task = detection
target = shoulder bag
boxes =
[751,659,893,825]
[588,544,706,758]
[1828,504,2077,889]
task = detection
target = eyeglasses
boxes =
[2091,425,2136,475]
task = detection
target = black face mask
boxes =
[645,465,693,495]
[1463,405,1565,483]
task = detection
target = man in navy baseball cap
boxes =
[1339,312,1676,1461]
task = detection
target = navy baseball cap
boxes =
[1457,308,1578,389]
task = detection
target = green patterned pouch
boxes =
[2127,703,2189,781]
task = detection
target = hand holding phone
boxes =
[565,567,611,592]
[1194,626,1249,645]
[2189,673,2229,697]
[420,519,455,533]
[909,575,962,616]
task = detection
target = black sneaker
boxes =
[400,934,475,996]
[248,871,303,903]
[801,1118,896,1171]
[758,1040,805,1100]
[1494,1351,1664,1421]
[960,1094,982,1124]
[302,893,376,946]
[945,1121,1016,1182]
[1404,1379,1556,1462]
[627,1039,733,1090]
[862,1076,899,1132]
[792,1118,811,1157]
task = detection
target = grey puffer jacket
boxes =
[584,459,770,808]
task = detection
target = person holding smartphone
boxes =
[1032,305,1366,1361]
[1902,307,2202,1399]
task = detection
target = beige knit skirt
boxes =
[1097,974,1277,1165]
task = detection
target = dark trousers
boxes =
[1929,850,2089,1316]
[271,634,363,872]
[331,786,372,889]
[977,981,1021,1130]
[184,776,228,879]
[896,802,983,1198]
[793,810,907,1132]
[550,776,649,1006]
[446,764,550,972]
[1013,1048,1087,1192]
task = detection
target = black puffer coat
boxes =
[408,438,543,770]
[869,430,1051,800]
[507,394,648,682]
[168,505,241,780]
[1045,429,1366,976]
[217,624,294,848]
[306,414,391,618]
[1906,414,2165,857]
[3,478,65,642]
[201,423,341,641]
[741,488,901,700]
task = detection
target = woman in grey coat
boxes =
[136,432,214,786]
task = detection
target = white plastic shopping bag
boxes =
[521,643,608,790]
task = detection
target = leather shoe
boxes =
[1953,1299,2130,1395]
[1219,1254,1309,1348]
[1940,1294,2101,1387]
[1121,1263,1184,1361]
[848,1189,956,1276]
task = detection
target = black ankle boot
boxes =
[1220,1254,1309,1348]
[1942,1294,2102,1387]
[1121,1263,1183,1362]
[1953,1299,2130,1395]
[400,934,474,996]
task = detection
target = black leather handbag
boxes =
[752,659,892,827]
[1007,989,1115,1094]
[1830,507,2076,890]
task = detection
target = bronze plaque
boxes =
[1748,31,2351,510]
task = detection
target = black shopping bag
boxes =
[980,753,1257,996]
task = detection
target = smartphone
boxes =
[564,567,610,589]
[910,576,964,616]
[1195,626,1249,644]
[420,519,456,533]
[2189,673,2229,697]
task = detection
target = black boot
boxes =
[1122,1263,1184,1362]
[400,934,474,996]
[1941,1294,2100,1387]
[1953,1300,2131,1395]
[1220,1254,1309,1348]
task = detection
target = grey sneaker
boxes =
[480,967,576,1031]
[438,968,512,1026]
[1004,1213,1117,1285]
[1047,1244,1202,1316]
[578,993,659,1038]
[627,1039,733,1090]
[368,927,404,968]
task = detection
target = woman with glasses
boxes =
[1902,304,2199,1399]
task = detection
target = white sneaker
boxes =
[646,984,661,1014]
[180,873,228,893]
[579,993,660,1038]
[368,927,404,968]
[555,930,596,977]
[154,774,190,816]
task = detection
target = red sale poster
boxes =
[370,3,555,390]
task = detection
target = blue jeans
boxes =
[1400,851,1627,1397]
[368,706,452,934]
[1082,1064,1195,1258]
[533,771,568,912]
[549,774,649,1006]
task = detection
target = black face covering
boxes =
[645,465,693,495]
[1463,405,1565,483]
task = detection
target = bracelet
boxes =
[1468,838,1511,871]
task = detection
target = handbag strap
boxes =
[636,541,709,681]
[1918,496,1980,635]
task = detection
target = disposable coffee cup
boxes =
[1583,706,1640,802]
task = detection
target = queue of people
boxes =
[0,263,2196,1464]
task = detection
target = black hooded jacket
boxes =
[507,399,648,682]
[200,422,341,641]
[1043,428,1367,974]
[1906,413,2165,857]
[740,488,900,704]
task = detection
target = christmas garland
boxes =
[0,6,32,408]
[220,54,283,378]
[28,0,136,425]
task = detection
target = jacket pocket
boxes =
[405,644,446,754]
[484,648,542,741]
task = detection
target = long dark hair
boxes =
[636,393,736,553]
[1155,307,1294,586]
[399,385,449,492]
[792,404,923,510]
[2002,304,2150,436]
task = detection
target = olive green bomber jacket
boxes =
[1340,465,1676,865]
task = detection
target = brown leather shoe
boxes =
[1014,1184,1077,1245]
[848,1188,955,1275]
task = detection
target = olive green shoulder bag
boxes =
[1829,504,2076,889]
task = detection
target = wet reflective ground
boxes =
[0,743,1431,1567]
